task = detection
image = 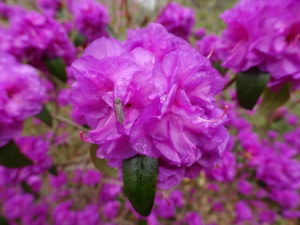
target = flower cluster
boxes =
[69,0,109,43]
[70,23,228,189]
[0,4,75,66]
[0,54,46,147]
[217,0,300,88]
[156,2,195,40]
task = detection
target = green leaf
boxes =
[0,141,33,168]
[35,105,53,127]
[106,25,117,38]
[44,58,67,82]
[21,181,39,199]
[89,144,118,178]
[236,68,270,109]
[73,31,86,47]
[0,216,9,225]
[257,83,290,115]
[122,155,158,217]
[48,164,58,176]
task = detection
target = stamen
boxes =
[195,105,229,123]
[207,46,215,60]
[162,191,172,206]
[80,131,88,142]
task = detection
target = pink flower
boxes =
[0,54,46,146]
[157,2,195,40]
[71,23,228,189]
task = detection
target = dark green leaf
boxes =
[236,68,270,109]
[48,164,58,176]
[0,216,9,225]
[106,25,117,38]
[89,144,118,178]
[257,83,290,115]
[0,141,33,168]
[138,219,147,225]
[123,155,158,217]
[213,61,228,75]
[44,58,67,82]
[35,105,53,127]
[73,31,86,47]
[21,181,39,199]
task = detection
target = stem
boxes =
[53,115,88,131]
[223,76,237,91]
[123,0,131,27]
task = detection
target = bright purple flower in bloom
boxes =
[205,137,236,182]
[0,54,46,146]
[37,0,61,17]
[99,183,122,202]
[183,212,203,225]
[196,35,219,62]
[0,7,75,66]
[282,210,300,219]
[237,179,253,196]
[218,0,300,88]
[103,200,120,220]
[270,189,300,209]
[157,2,195,40]
[71,23,228,189]
[194,28,206,40]
[71,0,109,42]
[286,114,298,125]
[82,169,101,186]
[234,201,253,224]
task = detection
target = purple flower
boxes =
[194,28,206,40]
[37,0,61,17]
[0,7,75,66]
[218,0,300,88]
[282,210,300,219]
[0,54,46,146]
[3,193,34,220]
[52,201,77,225]
[196,35,219,62]
[234,201,253,224]
[155,194,175,219]
[71,0,109,42]
[205,137,236,182]
[103,200,120,220]
[237,179,253,196]
[70,23,228,189]
[99,183,122,202]
[270,189,300,209]
[183,212,203,225]
[77,204,100,225]
[82,169,101,186]
[169,190,184,208]
[157,2,195,40]
[285,114,298,125]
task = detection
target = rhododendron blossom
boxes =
[70,0,109,42]
[156,2,195,40]
[218,0,300,88]
[70,23,228,189]
[0,54,46,147]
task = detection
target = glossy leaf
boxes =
[35,105,53,127]
[89,144,118,178]
[236,68,270,109]
[0,216,9,225]
[123,155,158,217]
[45,58,67,82]
[48,164,58,176]
[257,83,290,115]
[0,141,33,168]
